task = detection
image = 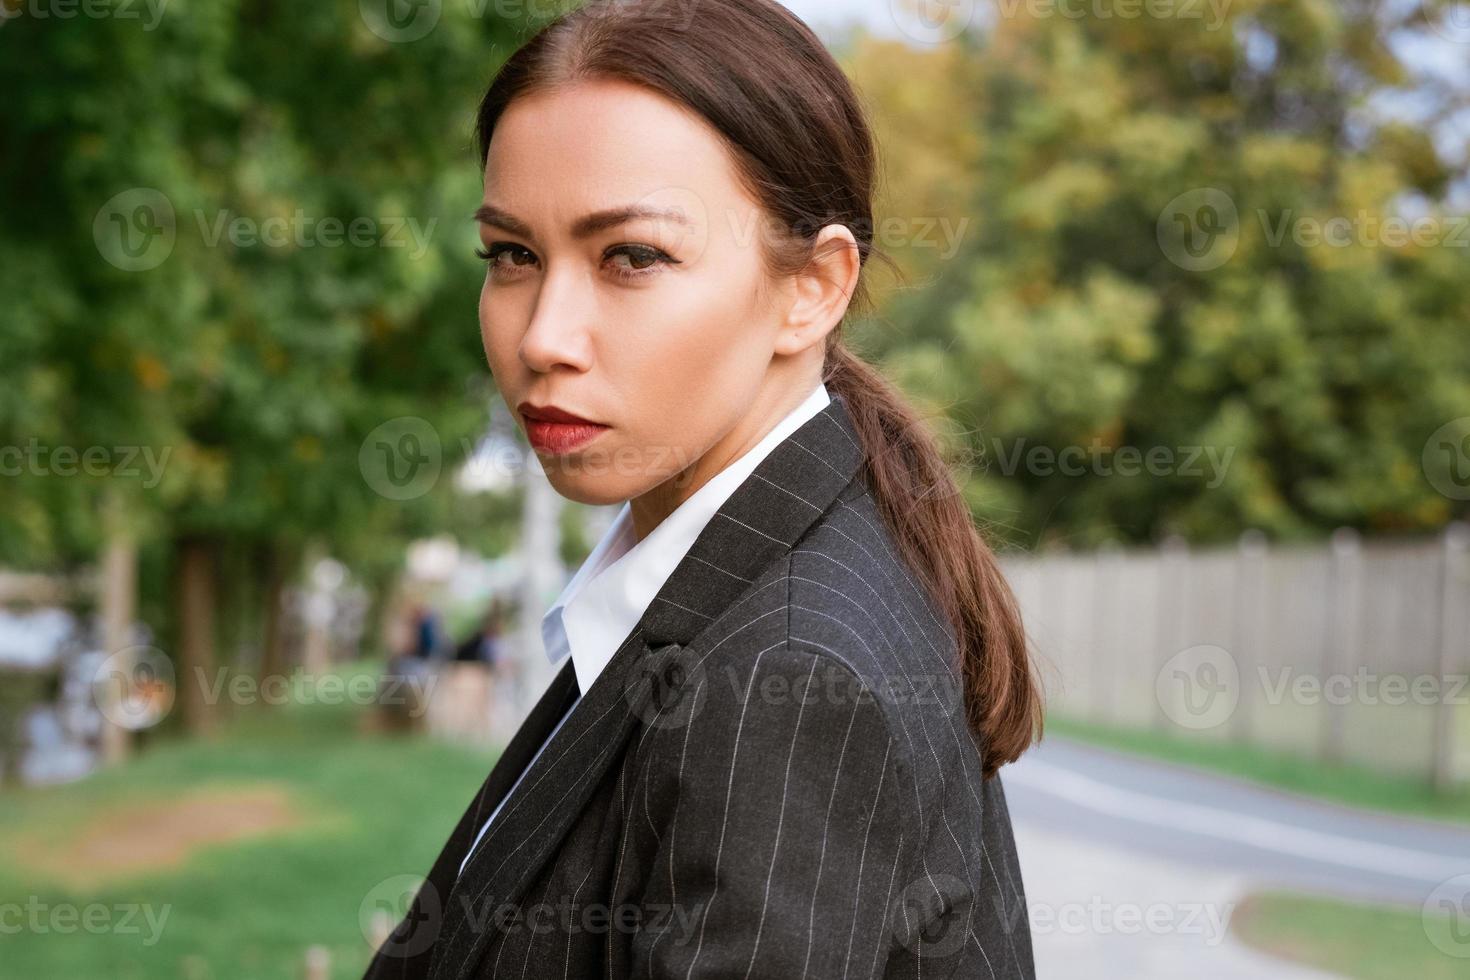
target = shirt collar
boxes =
[541,381,832,696]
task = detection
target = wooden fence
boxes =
[1001,524,1470,789]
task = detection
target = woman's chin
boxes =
[540,468,638,508]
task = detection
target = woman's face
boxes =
[477,79,841,531]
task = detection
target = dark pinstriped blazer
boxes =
[363,393,1035,980]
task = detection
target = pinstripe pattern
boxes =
[361,393,1035,980]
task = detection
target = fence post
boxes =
[1432,522,1470,792]
[1320,527,1361,765]
[1231,530,1268,744]
[1091,542,1122,724]
[1153,535,1189,733]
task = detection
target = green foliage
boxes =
[853,2,1470,548]
[0,1,519,583]
[4,0,1469,578]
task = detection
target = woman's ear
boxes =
[773,224,861,357]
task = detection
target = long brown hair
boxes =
[474,0,1041,776]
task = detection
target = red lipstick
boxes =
[517,401,610,455]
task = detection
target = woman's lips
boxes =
[523,418,610,455]
[516,401,610,455]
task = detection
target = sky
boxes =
[777,0,893,33]
[777,0,968,43]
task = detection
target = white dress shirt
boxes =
[457,381,831,878]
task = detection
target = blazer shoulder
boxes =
[684,615,918,796]
[782,489,978,773]
[678,484,972,777]
[785,490,957,673]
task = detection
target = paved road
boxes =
[1002,737,1470,978]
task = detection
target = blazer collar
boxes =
[426,392,866,980]
[549,380,830,697]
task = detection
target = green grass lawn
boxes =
[1232,890,1469,980]
[1047,714,1470,827]
[0,662,499,980]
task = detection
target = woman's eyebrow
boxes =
[473,203,694,239]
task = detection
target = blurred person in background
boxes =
[452,598,507,670]
[377,599,447,734]
[408,601,447,662]
[435,598,510,744]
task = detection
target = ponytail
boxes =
[823,342,1042,778]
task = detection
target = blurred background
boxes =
[2,0,1469,977]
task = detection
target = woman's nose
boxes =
[518,266,595,373]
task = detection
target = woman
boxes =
[364,1,1042,977]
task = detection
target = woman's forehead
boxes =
[484,81,746,214]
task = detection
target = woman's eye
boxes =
[475,242,678,282]
[475,243,537,277]
[605,244,678,280]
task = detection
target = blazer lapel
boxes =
[368,662,579,978]
[639,391,866,647]
[426,393,867,980]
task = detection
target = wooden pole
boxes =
[99,492,138,764]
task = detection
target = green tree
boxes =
[1,0,527,730]
[848,1,1470,548]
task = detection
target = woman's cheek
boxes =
[478,297,520,377]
